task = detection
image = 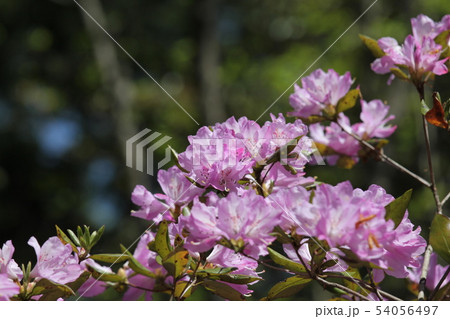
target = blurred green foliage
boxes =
[0,0,449,300]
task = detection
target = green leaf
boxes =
[162,248,190,279]
[90,254,130,264]
[308,238,327,271]
[55,225,78,253]
[66,229,80,247]
[201,279,245,300]
[196,267,236,275]
[195,270,260,284]
[385,189,412,228]
[430,214,450,264]
[336,88,360,114]
[359,34,385,58]
[168,145,189,173]
[90,225,105,247]
[86,264,124,283]
[340,267,362,293]
[271,226,292,244]
[32,278,76,301]
[173,280,193,300]
[155,220,172,259]
[435,30,450,60]
[128,256,157,279]
[390,68,409,81]
[266,276,311,300]
[299,115,329,124]
[268,247,308,276]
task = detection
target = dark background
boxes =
[0,0,449,300]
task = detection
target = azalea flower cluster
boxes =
[371,14,450,84]
[2,14,449,301]
[0,236,108,300]
[288,68,397,166]
[271,182,426,281]
[122,90,427,299]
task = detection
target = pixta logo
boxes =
[126,129,172,176]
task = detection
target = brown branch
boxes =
[315,276,371,301]
[441,191,450,207]
[325,273,402,301]
[336,122,431,188]
[418,244,433,300]
[421,116,442,214]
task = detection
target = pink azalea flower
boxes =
[309,100,396,166]
[269,185,315,231]
[131,185,169,221]
[184,190,282,258]
[0,240,23,280]
[288,69,353,118]
[373,213,426,282]
[372,35,448,78]
[354,100,397,139]
[411,14,450,43]
[273,181,425,278]
[309,115,360,165]
[155,166,203,208]
[178,121,253,191]
[371,14,450,82]
[311,182,391,260]
[183,198,222,253]
[28,236,84,285]
[207,246,260,296]
[408,252,450,291]
[178,115,313,191]
[0,274,19,301]
[261,162,315,191]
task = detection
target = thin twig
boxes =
[336,122,431,188]
[178,261,201,300]
[325,273,402,301]
[442,191,450,207]
[242,253,293,274]
[421,115,442,214]
[292,241,313,278]
[418,244,433,300]
[315,276,371,301]
[429,265,450,300]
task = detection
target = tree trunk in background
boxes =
[78,0,146,189]
[197,0,226,125]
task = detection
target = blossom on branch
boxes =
[288,69,353,118]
